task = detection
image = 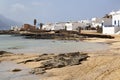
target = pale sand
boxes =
[41,36,120,80]
[1,35,120,80]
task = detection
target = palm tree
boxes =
[34,19,37,26]
[39,23,43,30]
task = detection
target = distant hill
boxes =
[0,14,22,30]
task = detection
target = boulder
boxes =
[41,52,89,69]
[29,52,89,75]
[0,51,8,55]
[12,68,22,72]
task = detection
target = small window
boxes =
[114,20,116,25]
[118,20,120,27]
[101,23,104,26]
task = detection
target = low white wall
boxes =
[102,26,115,34]
[115,26,120,33]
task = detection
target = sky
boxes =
[0,0,120,24]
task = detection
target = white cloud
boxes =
[31,1,52,7]
[11,3,26,12]
[31,2,42,6]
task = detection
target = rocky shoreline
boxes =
[18,30,114,40]
[0,30,114,40]
[0,30,18,34]
[0,51,89,75]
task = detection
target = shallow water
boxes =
[0,35,109,80]
[0,35,109,54]
[0,61,40,80]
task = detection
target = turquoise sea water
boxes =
[0,35,109,54]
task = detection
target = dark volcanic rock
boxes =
[29,68,46,75]
[0,51,13,58]
[0,51,7,55]
[29,52,89,75]
[17,54,54,64]
[19,31,83,40]
[80,33,114,39]
[12,68,22,72]
[18,30,114,40]
[41,52,89,69]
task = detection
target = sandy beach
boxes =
[1,35,120,80]
[0,0,120,79]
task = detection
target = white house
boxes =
[11,26,21,31]
[65,22,73,31]
[42,22,73,31]
[103,10,120,34]
[55,21,88,31]
[54,22,66,30]
[72,21,90,30]
[42,23,55,30]
[53,22,74,31]
[42,20,91,31]
[91,18,111,28]
[91,18,104,28]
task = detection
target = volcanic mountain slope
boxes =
[0,14,21,30]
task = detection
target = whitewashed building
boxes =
[65,22,73,31]
[54,21,88,31]
[42,20,91,31]
[72,21,90,30]
[91,18,111,28]
[42,23,55,30]
[43,22,73,31]
[91,18,104,28]
[11,26,21,31]
[103,10,120,34]
[54,22,66,30]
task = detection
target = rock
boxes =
[0,51,13,56]
[12,68,22,72]
[41,52,89,69]
[0,51,8,55]
[8,47,20,49]
[23,60,34,64]
[29,68,46,75]
[80,33,114,39]
[18,52,89,75]
[17,56,53,64]
[29,52,89,75]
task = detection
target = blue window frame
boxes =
[114,20,116,25]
